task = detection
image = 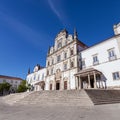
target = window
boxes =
[52,59,54,65]
[65,41,67,45]
[51,68,53,75]
[11,80,13,83]
[34,75,36,80]
[48,61,50,66]
[58,42,62,49]
[70,49,74,55]
[109,49,115,57]
[113,72,120,80]
[14,85,17,88]
[64,64,67,70]
[47,70,49,75]
[30,78,32,83]
[42,74,44,80]
[82,60,86,69]
[93,55,99,65]
[57,55,61,62]
[38,75,40,81]
[3,79,6,82]
[108,49,116,61]
[64,52,67,59]
[71,61,74,68]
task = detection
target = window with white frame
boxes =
[51,68,53,75]
[52,59,54,65]
[64,63,67,70]
[42,73,44,80]
[82,60,86,68]
[64,52,67,59]
[71,61,74,68]
[34,75,36,80]
[70,49,74,55]
[3,79,6,82]
[38,75,40,81]
[93,55,99,65]
[47,70,49,75]
[57,55,61,62]
[30,78,32,83]
[113,72,120,80]
[108,48,116,61]
[57,42,62,49]
[48,61,50,66]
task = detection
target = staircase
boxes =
[2,90,94,106]
[85,89,120,105]
[2,92,33,105]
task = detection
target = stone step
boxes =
[2,90,94,106]
[19,102,92,106]
[85,89,120,105]
[1,92,34,105]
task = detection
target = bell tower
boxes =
[74,28,78,39]
[113,23,120,35]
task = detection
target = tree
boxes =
[27,84,32,91]
[0,82,11,95]
[17,80,27,93]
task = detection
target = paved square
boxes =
[0,98,120,120]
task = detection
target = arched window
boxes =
[57,42,62,49]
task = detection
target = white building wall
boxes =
[26,25,120,90]
[26,68,46,87]
[81,38,120,67]
[0,78,22,89]
[81,37,120,88]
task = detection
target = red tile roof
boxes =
[0,75,23,81]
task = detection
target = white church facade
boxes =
[26,23,120,91]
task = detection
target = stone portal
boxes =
[56,82,60,90]
[55,69,61,90]
[64,81,67,90]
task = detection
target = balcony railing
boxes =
[82,65,86,69]
[108,55,117,61]
[93,61,99,65]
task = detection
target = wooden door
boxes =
[50,84,52,90]
[64,81,67,90]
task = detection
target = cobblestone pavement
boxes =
[0,99,120,120]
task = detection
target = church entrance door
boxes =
[90,79,94,88]
[50,84,52,90]
[64,81,67,90]
[56,82,60,90]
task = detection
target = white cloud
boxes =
[48,0,63,22]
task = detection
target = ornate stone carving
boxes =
[55,69,61,81]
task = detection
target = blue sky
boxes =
[0,0,120,79]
